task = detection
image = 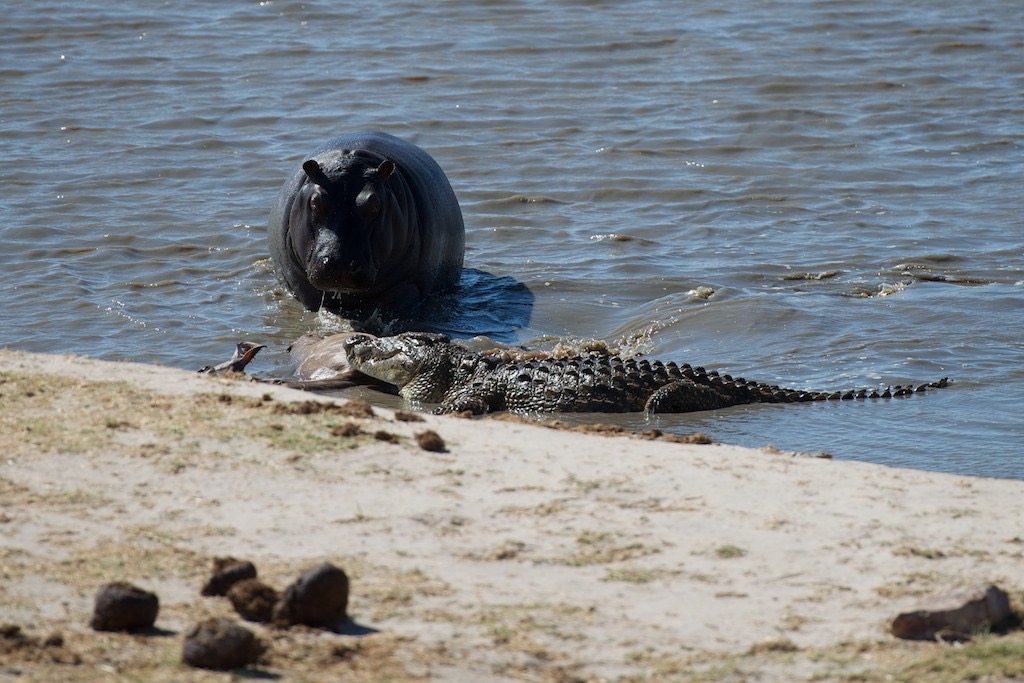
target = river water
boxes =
[3,1,1021,478]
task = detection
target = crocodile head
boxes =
[342,332,455,401]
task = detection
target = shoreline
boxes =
[2,349,1022,681]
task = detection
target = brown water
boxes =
[2,1,1022,477]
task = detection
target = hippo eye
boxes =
[356,191,381,221]
[309,193,326,218]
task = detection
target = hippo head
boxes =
[288,151,398,300]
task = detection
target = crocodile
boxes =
[341,332,950,415]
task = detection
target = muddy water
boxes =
[2,1,1021,477]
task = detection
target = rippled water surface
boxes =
[3,1,1022,477]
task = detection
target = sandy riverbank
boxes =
[1,349,1022,682]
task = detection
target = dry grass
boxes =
[3,368,1024,682]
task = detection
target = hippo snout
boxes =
[338,259,374,289]
[306,232,377,291]
[307,256,375,291]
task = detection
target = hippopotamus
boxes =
[268,132,465,312]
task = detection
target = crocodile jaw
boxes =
[343,335,420,388]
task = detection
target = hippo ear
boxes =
[302,159,330,186]
[376,159,395,180]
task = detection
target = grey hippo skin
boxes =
[268,132,465,312]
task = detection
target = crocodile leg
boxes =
[643,380,743,414]
[440,391,497,415]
